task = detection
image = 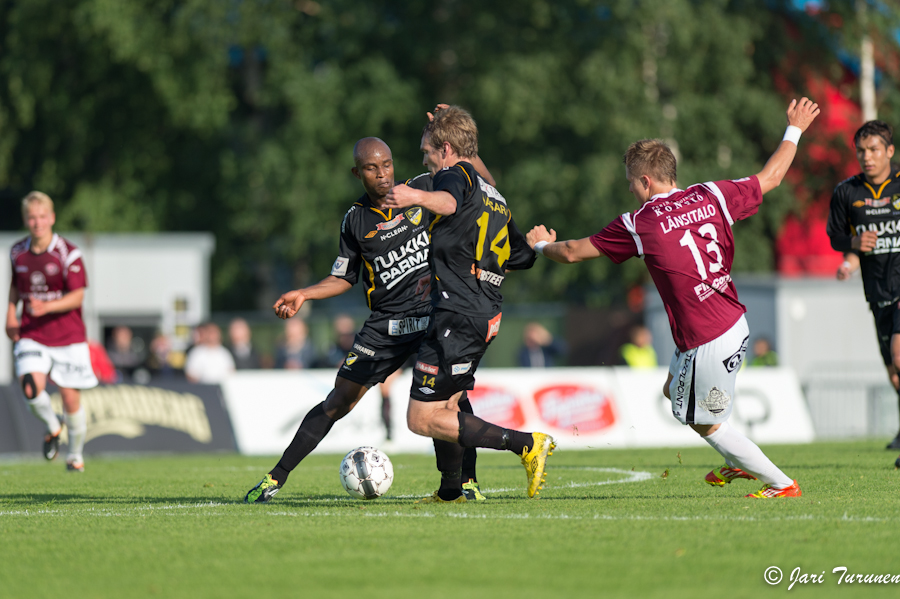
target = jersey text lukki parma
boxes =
[331,175,435,313]
[826,168,900,307]
[591,177,763,351]
[428,162,536,317]
[10,234,88,346]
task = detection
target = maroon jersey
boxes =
[591,177,762,351]
[10,234,88,347]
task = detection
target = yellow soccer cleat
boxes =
[462,479,486,502]
[520,432,556,498]
[415,491,468,504]
[705,465,757,486]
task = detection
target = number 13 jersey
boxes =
[429,161,537,317]
[590,177,763,351]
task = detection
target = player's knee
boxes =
[21,373,38,400]
[406,406,429,436]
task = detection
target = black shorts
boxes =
[337,308,431,387]
[871,300,900,366]
[409,309,502,402]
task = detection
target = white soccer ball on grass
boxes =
[339,446,394,500]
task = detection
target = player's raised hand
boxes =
[526,224,557,248]
[426,104,450,122]
[786,97,820,132]
[273,290,306,320]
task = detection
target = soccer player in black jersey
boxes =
[827,120,900,450]
[245,128,494,503]
[384,106,556,502]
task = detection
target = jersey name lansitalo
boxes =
[373,230,430,289]
[659,204,717,234]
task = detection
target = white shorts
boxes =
[667,315,749,425]
[14,338,99,390]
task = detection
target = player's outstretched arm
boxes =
[755,97,820,195]
[384,185,457,215]
[273,276,353,320]
[27,287,84,318]
[526,225,603,264]
[6,283,20,342]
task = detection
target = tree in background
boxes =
[1,0,898,310]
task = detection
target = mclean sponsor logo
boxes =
[866,208,892,215]
[373,230,430,289]
[534,385,617,432]
[659,204,717,234]
[467,386,525,429]
[379,225,408,241]
[51,385,212,444]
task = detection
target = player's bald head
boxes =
[353,137,392,166]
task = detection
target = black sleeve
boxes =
[332,210,362,285]
[826,184,853,253]
[505,216,538,271]
[405,172,433,191]
[432,164,472,207]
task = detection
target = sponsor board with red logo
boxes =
[219,367,814,455]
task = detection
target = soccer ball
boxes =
[339,446,394,500]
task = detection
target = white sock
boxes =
[65,407,87,463]
[703,421,794,489]
[26,391,61,435]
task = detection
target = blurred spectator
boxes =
[106,326,146,381]
[185,322,235,383]
[517,322,565,368]
[316,314,357,368]
[88,339,117,384]
[620,325,658,369]
[275,318,315,369]
[228,317,261,369]
[749,337,778,367]
[146,332,177,378]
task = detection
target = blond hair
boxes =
[423,105,478,159]
[21,191,54,219]
[623,139,677,185]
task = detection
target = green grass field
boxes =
[1,440,898,599]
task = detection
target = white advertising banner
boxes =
[221,367,814,456]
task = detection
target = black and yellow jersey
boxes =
[331,176,435,313]
[427,161,537,317]
[827,167,900,306]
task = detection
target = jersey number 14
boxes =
[475,212,510,267]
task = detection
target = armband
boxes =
[783,125,802,145]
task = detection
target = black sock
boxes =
[269,401,336,485]
[457,412,532,455]
[458,394,478,482]
[381,391,392,441]
[433,439,464,500]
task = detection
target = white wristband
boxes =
[534,241,549,256]
[841,261,852,270]
[783,125,802,145]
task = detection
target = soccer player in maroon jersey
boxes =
[527,98,819,499]
[6,192,98,472]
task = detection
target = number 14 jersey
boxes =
[429,161,537,317]
[591,177,763,352]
